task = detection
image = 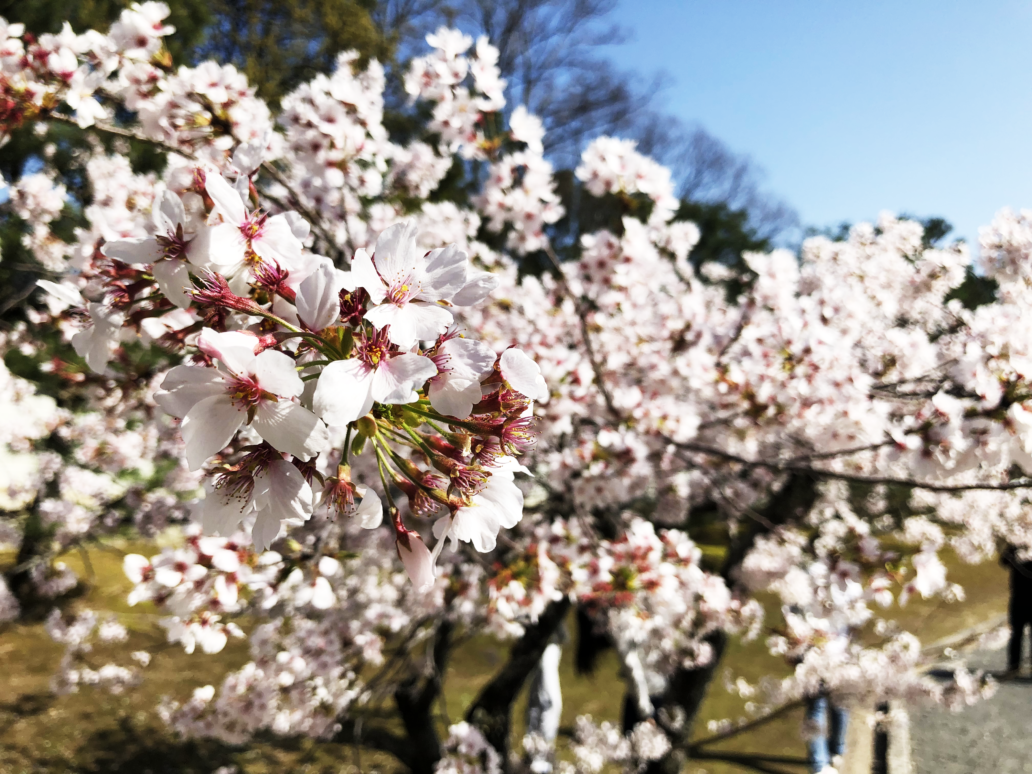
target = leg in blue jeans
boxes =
[805,694,830,772]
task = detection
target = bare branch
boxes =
[671,439,1032,493]
[688,698,804,749]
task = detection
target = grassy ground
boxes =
[0,543,1010,774]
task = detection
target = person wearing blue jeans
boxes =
[805,691,848,772]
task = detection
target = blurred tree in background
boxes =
[0,0,209,60]
[0,0,799,322]
[192,0,388,105]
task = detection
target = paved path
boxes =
[909,646,1032,774]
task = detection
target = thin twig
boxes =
[0,282,42,317]
[257,162,348,261]
[541,243,620,421]
[48,112,198,160]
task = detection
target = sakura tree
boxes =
[1,5,1030,774]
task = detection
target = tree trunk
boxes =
[394,620,454,774]
[643,631,728,774]
[525,641,563,773]
[7,509,47,612]
[467,597,572,767]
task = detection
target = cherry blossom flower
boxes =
[294,257,354,331]
[396,528,436,592]
[205,172,303,276]
[156,329,329,469]
[102,188,211,308]
[312,327,437,427]
[354,220,468,347]
[499,347,549,402]
[71,303,125,372]
[200,459,315,551]
[509,106,545,154]
[433,456,528,553]
[427,332,497,419]
[354,486,383,528]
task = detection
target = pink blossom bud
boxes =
[396,530,435,592]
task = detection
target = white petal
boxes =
[156,365,224,418]
[452,271,500,307]
[199,483,253,535]
[251,460,313,551]
[253,214,302,265]
[478,474,525,529]
[499,348,549,401]
[253,349,303,397]
[206,222,248,270]
[309,576,335,609]
[396,532,435,592]
[205,172,246,224]
[184,224,214,269]
[373,220,422,286]
[441,336,496,380]
[365,301,452,348]
[296,258,343,331]
[252,400,330,460]
[198,626,228,655]
[209,548,241,573]
[355,487,383,528]
[181,394,245,470]
[36,280,84,310]
[232,140,265,177]
[123,554,150,585]
[198,328,258,376]
[450,499,503,552]
[318,556,342,576]
[71,303,124,373]
[371,354,438,404]
[283,211,310,240]
[152,260,193,309]
[154,567,184,587]
[422,244,468,301]
[312,359,375,426]
[251,513,282,553]
[102,237,162,265]
[428,376,481,419]
[351,248,386,304]
[155,188,186,233]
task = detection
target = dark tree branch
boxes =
[671,439,1032,493]
[257,161,349,263]
[394,620,455,774]
[333,717,412,765]
[542,243,620,422]
[47,112,347,264]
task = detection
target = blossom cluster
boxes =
[4,8,1032,769]
[484,516,758,684]
[45,607,144,695]
[34,152,541,588]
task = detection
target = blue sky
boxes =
[608,1,1032,247]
